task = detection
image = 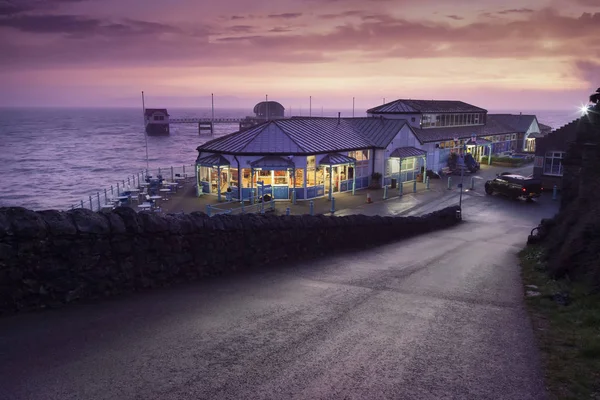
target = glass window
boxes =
[230,168,239,187]
[474,114,480,124]
[435,114,442,127]
[292,169,304,187]
[467,114,472,125]
[306,155,316,169]
[544,152,564,176]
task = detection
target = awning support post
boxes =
[217,166,222,202]
[329,166,333,201]
[352,163,356,195]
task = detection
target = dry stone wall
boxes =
[0,206,461,315]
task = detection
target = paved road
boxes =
[0,186,556,399]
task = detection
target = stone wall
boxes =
[0,206,461,315]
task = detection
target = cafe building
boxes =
[195,116,428,202]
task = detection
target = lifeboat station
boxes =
[195,98,544,202]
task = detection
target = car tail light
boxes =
[522,187,527,192]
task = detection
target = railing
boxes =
[67,164,196,212]
[170,118,245,124]
[206,197,276,217]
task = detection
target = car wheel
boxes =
[485,185,493,195]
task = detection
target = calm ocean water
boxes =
[0,107,577,211]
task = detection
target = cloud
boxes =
[230,15,245,20]
[446,15,464,20]
[319,10,364,19]
[573,0,600,6]
[267,13,302,19]
[228,25,255,33]
[0,0,90,15]
[0,14,181,36]
[574,60,600,85]
[269,27,293,33]
[497,8,535,14]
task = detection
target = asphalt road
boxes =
[0,188,557,400]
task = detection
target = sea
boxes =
[0,107,578,211]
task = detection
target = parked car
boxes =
[484,174,543,201]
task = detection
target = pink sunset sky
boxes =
[0,0,598,110]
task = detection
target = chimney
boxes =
[338,112,341,124]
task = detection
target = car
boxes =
[484,174,543,202]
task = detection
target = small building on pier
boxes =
[144,108,170,135]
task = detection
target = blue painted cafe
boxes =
[194,116,428,202]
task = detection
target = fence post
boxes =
[470,176,475,190]
[383,185,388,200]
[111,185,114,196]
[97,192,101,210]
[104,189,108,203]
[89,196,93,210]
[552,185,558,200]
[425,176,430,190]
[399,182,403,196]
[206,204,212,217]
[330,197,336,214]
[270,197,275,211]
[158,168,161,176]
[413,180,417,193]
[447,177,452,190]
[286,207,290,216]
[127,177,130,186]
[183,165,186,177]
[117,182,120,195]
[260,198,265,214]
[81,200,84,209]
[309,200,314,216]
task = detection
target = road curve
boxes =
[0,194,555,400]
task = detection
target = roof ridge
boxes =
[272,119,307,152]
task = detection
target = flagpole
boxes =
[309,96,312,117]
[265,94,269,121]
[353,97,355,117]
[211,93,215,123]
[141,91,149,172]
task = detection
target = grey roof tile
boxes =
[389,147,427,158]
[318,153,357,165]
[487,114,538,133]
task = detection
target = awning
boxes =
[465,138,492,146]
[319,153,357,166]
[196,153,230,167]
[389,147,427,158]
[250,156,295,170]
[526,132,544,139]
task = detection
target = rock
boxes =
[69,209,110,234]
[526,291,541,297]
[6,208,48,238]
[525,284,539,289]
[39,210,77,236]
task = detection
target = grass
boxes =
[520,246,600,400]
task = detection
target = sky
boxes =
[0,0,599,111]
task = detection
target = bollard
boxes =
[330,197,336,214]
[309,200,314,216]
[261,198,265,214]
[352,181,356,196]
[470,176,475,190]
[383,185,388,200]
[399,182,403,196]
[271,197,275,211]
[425,176,430,190]
[251,189,255,204]
[292,189,297,205]
[206,204,212,217]
[447,177,452,190]
[241,200,245,214]
[413,180,417,193]
[456,208,462,220]
[286,207,290,216]
[552,185,557,201]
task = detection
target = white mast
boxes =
[141,91,149,172]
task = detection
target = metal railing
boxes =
[206,197,276,217]
[68,164,195,212]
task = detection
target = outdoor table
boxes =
[129,188,140,192]
[138,203,152,211]
[117,195,129,200]
[148,195,162,201]
[100,204,114,211]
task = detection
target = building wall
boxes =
[522,119,540,151]
[533,125,578,188]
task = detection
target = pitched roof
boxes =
[319,153,357,166]
[196,153,230,167]
[250,156,295,169]
[367,99,487,114]
[144,108,169,117]
[538,123,552,133]
[197,117,409,155]
[389,147,427,158]
[487,114,538,133]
